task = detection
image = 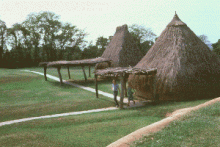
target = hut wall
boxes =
[129,74,156,100]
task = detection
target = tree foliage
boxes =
[0,20,7,66]
[129,24,156,55]
[1,12,157,68]
[212,39,220,56]
[1,11,87,68]
[81,36,109,59]
[198,34,210,44]
[95,36,109,56]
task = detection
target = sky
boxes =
[0,0,219,44]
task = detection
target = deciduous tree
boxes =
[212,39,220,56]
[95,36,109,56]
[198,34,210,44]
[0,20,7,66]
[129,24,156,55]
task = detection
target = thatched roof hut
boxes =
[129,13,220,101]
[96,24,143,69]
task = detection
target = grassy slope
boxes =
[132,102,220,147]
[0,67,216,146]
[0,68,114,122]
[0,98,209,147]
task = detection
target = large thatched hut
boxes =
[96,24,143,69]
[129,13,220,101]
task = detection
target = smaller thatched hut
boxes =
[96,24,143,69]
[129,13,220,101]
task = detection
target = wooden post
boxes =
[152,74,158,102]
[82,66,87,82]
[44,66,47,81]
[124,79,127,97]
[89,65,91,77]
[67,66,71,79]
[119,74,125,109]
[57,66,63,85]
[95,74,98,98]
[107,61,111,67]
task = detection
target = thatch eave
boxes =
[39,58,112,68]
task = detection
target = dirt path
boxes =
[107,97,220,147]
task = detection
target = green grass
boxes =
[0,98,210,147]
[29,66,95,81]
[0,67,217,147]
[0,68,114,122]
[0,109,162,147]
[30,66,120,94]
[132,102,220,147]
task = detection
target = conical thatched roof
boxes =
[129,13,220,100]
[96,24,143,69]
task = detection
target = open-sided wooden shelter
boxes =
[95,67,157,108]
[129,12,220,101]
[39,57,111,84]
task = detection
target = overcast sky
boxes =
[0,0,219,44]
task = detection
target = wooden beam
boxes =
[67,66,71,79]
[95,74,98,98]
[89,65,91,77]
[82,66,87,82]
[57,66,63,85]
[119,75,125,109]
[43,66,47,81]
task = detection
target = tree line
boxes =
[0,11,157,68]
[1,11,218,69]
[0,11,88,68]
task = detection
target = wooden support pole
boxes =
[82,66,87,82]
[89,65,91,77]
[44,66,47,81]
[67,66,71,79]
[124,79,127,97]
[152,75,158,102]
[107,61,111,67]
[95,74,98,98]
[57,66,63,85]
[119,74,125,109]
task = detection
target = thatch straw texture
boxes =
[96,24,143,69]
[95,67,157,77]
[129,13,220,101]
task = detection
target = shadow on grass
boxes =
[45,76,113,89]
[68,77,113,87]
[47,81,76,89]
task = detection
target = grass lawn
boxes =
[0,67,216,146]
[132,102,220,147]
[29,66,95,81]
[29,66,119,94]
[0,97,210,146]
[0,68,114,122]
